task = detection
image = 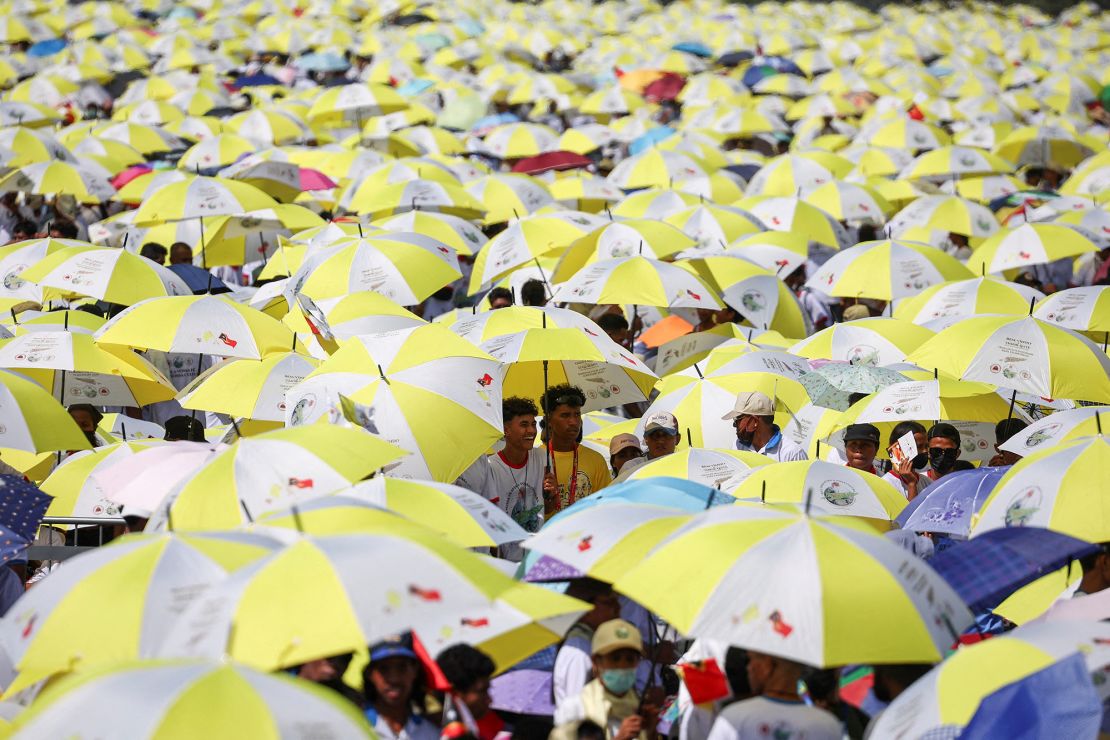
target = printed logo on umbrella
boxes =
[1004,487,1041,527]
[821,480,858,507]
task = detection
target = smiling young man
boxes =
[487,396,546,561]
[541,384,611,517]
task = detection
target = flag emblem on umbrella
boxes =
[769,610,793,637]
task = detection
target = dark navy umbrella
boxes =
[168,264,229,294]
[0,475,51,541]
[232,73,283,88]
[741,56,803,88]
[928,527,1097,612]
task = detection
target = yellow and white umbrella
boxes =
[480,326,658,412]
[287,234,461,304]
[132,176,279,225]
[0,331,176,407]
[607,149,709,190]
[1033,286,1110,333]
[0,369,90,453]
[888,194,1001,238]
[626,448,774,490]
[177,351,320,422]
[806,239,974,301]
[907,315,1110,401]
[966,223,1099,276]
[895,277,1045,325]
[553,256,722,310]
[94,295,297,360]
[19,245,191,305]
[0,160,115,204]
[306,82,409,126]
[899,146,1015,179]
[480,122,560,159]
[790,318,936,365]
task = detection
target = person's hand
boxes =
[892,456,918,483]
[615,715,643,740]
[542,472,558,513]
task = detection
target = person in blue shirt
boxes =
[362,635,438,740]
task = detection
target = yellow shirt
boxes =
[550,445,611,511]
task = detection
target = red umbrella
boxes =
[511,150,592,175]
[299,168,338,191]
[643,72,686,103]
[110,164,152,190]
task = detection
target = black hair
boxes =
[596,313,629,333]
[488,286,513,306]
[565,577,612,604]
[502,396,539,423]
[927,422,961,447]
[889,421,927,445]
[1080,543,1110,572]
[12,220,35,237]
[952,460,975,472]
[846,392,869,407]
[871,663,933,694]
[541,384,586,415]
[163,415,206,442]
[575,720,605,740]
[67,403,103,425]
[49,220,78,239]
[723,647,751,700]
[520,279,547,307]
[800,667,838,703]
[995,418,1028,445]
[140,242,167,259]
[437,644,495,693]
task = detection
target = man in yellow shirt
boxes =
[541,384,611,516]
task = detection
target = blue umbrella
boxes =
[628,126,676,155]
[297,52,349,73]
[470,112,519,133]
[27,39,65,57]
[521,478,734,582]
[397,79,436,97]
[167,264,229,294]
[232,73,283,88]
[547,477,735,527]
[0,523,29,564]
[960,652,1102,740]
[0,475,51,541]
[928,527,1097,612]
[740,55,803,88]
[898,466,1009,536]
[672,41,712,58]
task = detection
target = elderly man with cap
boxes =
[722,392,807,462]
[552,618,659,740]
[613,412,682,483]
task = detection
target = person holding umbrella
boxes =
[552,619,658,740]
[722,392,807,462]
[541,385,611,517]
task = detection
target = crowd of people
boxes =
[0,0,1109,737]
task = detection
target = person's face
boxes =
[844,440,878,471]
[611,446,642,474]
[368,657,418,708]
[912,432,927,454]
[734,415,759,443]
[930,437,957,451]
[69,410,97,433]
[745,651,774,695]
[503,414,537,452]
[299,658,339,682]
[994,446,1021,466]
[582,591,621,628]
[548,403,582,443]
[596,648,640,671]
[458,676,492,718]
[644,429,677,458]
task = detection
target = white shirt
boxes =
[707,697,842,740]
[487,449,547,561]
[736,427,809,462]
[553,631,593,717]
[882,470,932,499]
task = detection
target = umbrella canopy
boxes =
[614,506,972,666]
[907,315,1110,401]
[19,245,191,305]
[552,256,722,310]
[806,239,973,301]
[177,352,320,422]
[0,369,90,453]
[898,466,1010,536]
[0,531,279,694]
[971,436,1110,543]
[8,660,376,738]
[870,621,1110,739]
[967,223,1099,276]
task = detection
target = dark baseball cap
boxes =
[843,423,880,446]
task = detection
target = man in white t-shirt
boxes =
[454,396,547,562]
[707,651,841,740]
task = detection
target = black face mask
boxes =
[911,453,929,470]
[929,447,958,473]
